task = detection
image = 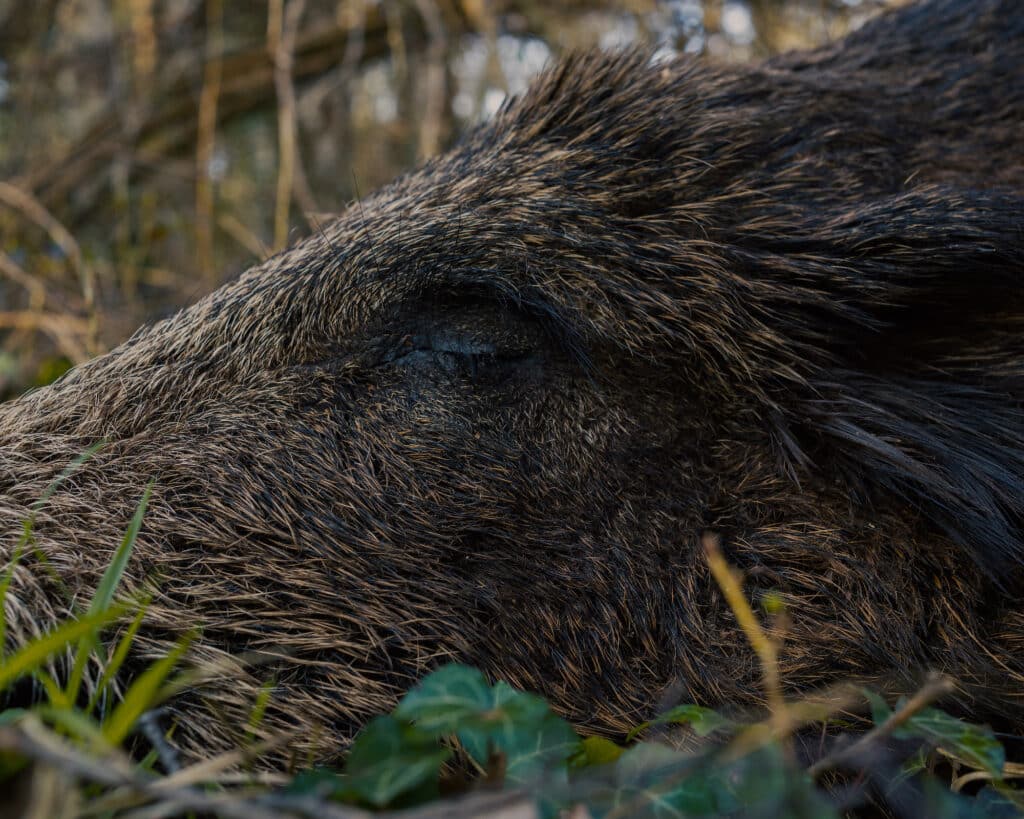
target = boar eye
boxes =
[430,336,501,377]
[380,298,550,382]
[387,331,533,381]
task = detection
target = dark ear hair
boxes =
[792,187,1024,578]
[807,371,1024,578]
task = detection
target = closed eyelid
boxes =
[349,278,591,372]
[429,334,498,355]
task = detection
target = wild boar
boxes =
[1,0,1021,762]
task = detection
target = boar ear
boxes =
[791,187,1024,577]
[804,373,1024,578]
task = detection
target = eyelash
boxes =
[434,350,502,377]
[384,334,530,380]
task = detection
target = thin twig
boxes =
[84,730,298,816]
[0,182,98,353]
[196,0,225,285]
[154,730,299,790]
[0,713,550,818]
[943,747,1024,791]
[21,6,419,223]
[703,533,789,740]
[0,310,91,364]
[384,0,409,90]
[268,0,312,250]
[807,673,956,779]
[0,250,47,310]
[951,769,995,793]
[721,685,862,762]
[218,213,272,262]
[138,709,181,774]
[128,0,158,90]
[0,716,365,819]
[412,0,448,159]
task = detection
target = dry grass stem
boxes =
[413,0,448,159]
[0,182,98,354]
[269,0,315,250]
[703,533,789,738]
[0,311,91,364]
[0,251,47,310]
[218,213,272,262]
[0,716,369,819]
[196,0,225,284]
[807,672,956,779]
[721,684,862,762]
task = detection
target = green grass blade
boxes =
[29,441,105,516]
[66,484,152,704]
[34,703,109,748]
[33,668,72,709]
[102,631,194,746]
[0,605,127,692]
[87,599,150,714]
[15,443,106,553]
[0,541,26,663]
[2,438,104,659]
[89,484,152,616]
[245,677,276,744]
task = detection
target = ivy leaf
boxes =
[864,689,894,727]
[914,778,1023,819]
[570,736,626,768]
[864,691,1004,778]
[627,705,732,741]
[584,743,838,819]
[343,715,451,807]
[486,711,579,785]
[395,665,579,784]
[724,746,836,819]
[394,665,493,734]
[594,742,729,818]
[284,769,354,800]
[902,708,1005,777]
[0,709,27,728]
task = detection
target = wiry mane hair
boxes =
[482,0,1024,576]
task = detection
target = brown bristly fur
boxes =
[1,0,1022,765]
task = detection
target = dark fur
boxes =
[1,0,1022,762]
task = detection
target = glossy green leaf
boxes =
[395,666,579,784]
[627,704,732,742]
[344,715,451,807]
[600,742,726,818]
[864,688,894,726]
[974,785,1024,818]
[284,768,352,799]
[394,664,494,733]
[0,708,27,727]
[904,708,1005,778]
[585,742,838,819]
[571,736,626,768]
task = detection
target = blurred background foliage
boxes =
[0,0,898,398]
